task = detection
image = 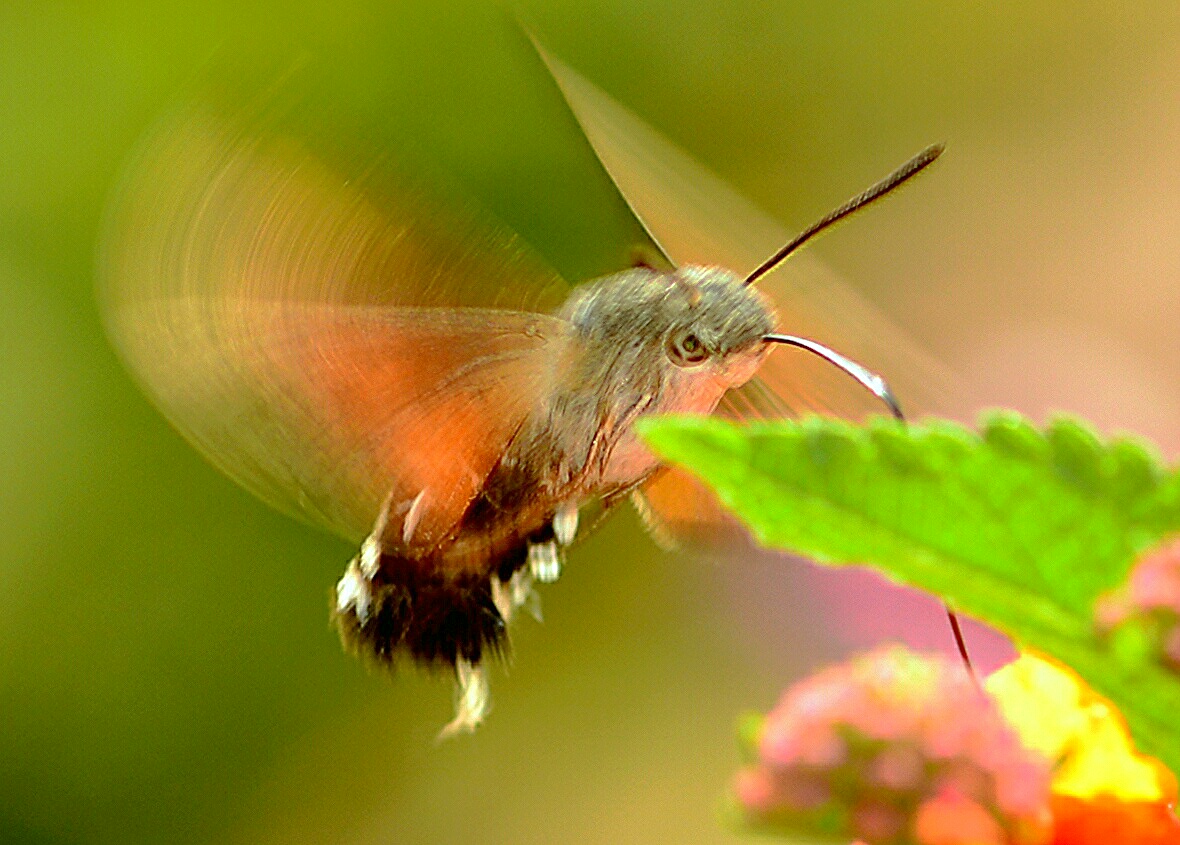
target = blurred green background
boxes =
[4,2,1180,843]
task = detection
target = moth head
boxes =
[657,265,775,387]
[562,264,775,392]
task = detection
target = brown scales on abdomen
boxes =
[332,443,579,671]
[332,518,556,669]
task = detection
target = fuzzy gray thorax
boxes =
[450,264,775,562]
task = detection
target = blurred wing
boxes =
[631,466,749,551]
[101,104,570,545]
[532,39,974,544]
[533,40,967,420]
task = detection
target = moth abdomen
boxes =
[334,497,566,671]
[333,551,512,668]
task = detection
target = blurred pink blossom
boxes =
[1095,536,1180,670]
[731,646,1053,844]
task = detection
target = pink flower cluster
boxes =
[732,647,1053,845]
[1095,538,1180,670]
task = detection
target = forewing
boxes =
[534,41,967,420]
[533,40,973,543]
[101,104,569,545]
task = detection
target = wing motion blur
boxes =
[100,104,570,545]
[532,39,970,543]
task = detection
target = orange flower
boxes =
[987,654,1180,845]
[1050,795,1180,845]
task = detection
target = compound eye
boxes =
[666,331,709,366]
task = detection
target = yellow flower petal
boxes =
[986,654,1173,802]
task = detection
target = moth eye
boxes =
[666,330,709,366]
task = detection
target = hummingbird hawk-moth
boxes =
[100,41,955,735]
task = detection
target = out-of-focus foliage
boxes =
[641,413,1180,776]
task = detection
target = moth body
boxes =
[102,48,944,736]
[334,264,774,731]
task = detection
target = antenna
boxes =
[745,144,944,286]
[761,332,979,687]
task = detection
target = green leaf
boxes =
[638,412,1180,777]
